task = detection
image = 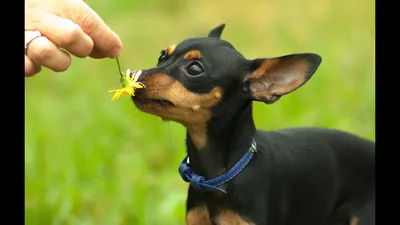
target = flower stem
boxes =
[116,58,124,79]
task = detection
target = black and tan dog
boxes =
[132,24,375,225]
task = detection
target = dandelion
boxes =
[108,58,146,101]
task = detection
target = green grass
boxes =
[25,0,375,224]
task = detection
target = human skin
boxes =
[25,0,123,76]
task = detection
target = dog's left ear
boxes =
[208,23,226,39]
[242,53,322,104]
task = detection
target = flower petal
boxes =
[111,91,123,101]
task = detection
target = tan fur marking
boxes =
[248,57,310,100]
[215,210,254,225]
[184,50,201,60]
[349,216,359,225]
[186,205,211,225]
[250,75,306,101]
[134,73,223,150]
[249,58,281,79]
[192,105,200,111]
[167,45,176,55]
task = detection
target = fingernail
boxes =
[110,31,123,58]
[110,47,122,58]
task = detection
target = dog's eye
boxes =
[158,50,167,62]
[186,62,204,76]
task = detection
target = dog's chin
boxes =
[132,96,175,117]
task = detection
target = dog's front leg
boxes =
[186,204,212,225]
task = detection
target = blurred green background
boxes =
[25,0,375,224]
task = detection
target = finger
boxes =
[25,55,41,77]
[63,0,123,58]
[88,31,123,59]
[26,36,72,72]
[34,13,94,58]
[89,48,107,59]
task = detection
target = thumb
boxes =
[61,0,123,58]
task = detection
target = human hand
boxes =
[25,0,123,77]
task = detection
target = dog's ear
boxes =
[208,24,226,39]
[242,53,322,104]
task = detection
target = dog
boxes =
[131,24,375,225]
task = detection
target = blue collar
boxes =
[178,139,257,194]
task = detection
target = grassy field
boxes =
[25,0,375,224]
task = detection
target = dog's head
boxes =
[132,24,321,148]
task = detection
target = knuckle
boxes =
[77,11,100,35]
[59,23,82,47]
[33,38,54,61]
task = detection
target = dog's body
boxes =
[132,24,375,225]
[184,110,374,225]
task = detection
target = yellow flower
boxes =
[108,69,146,101]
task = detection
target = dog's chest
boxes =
[186,204,255,225]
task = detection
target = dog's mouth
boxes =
[133,97,175,106]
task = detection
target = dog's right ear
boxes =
[208,24,226,39]
[241,53,322,104]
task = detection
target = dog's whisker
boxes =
[220,100,236,117]
[211,123,220,134]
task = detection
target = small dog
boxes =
[132,24,375,225]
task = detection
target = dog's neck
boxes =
[186,102,256,179]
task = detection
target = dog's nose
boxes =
[134,69,148,83]
[136,67,162,83]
